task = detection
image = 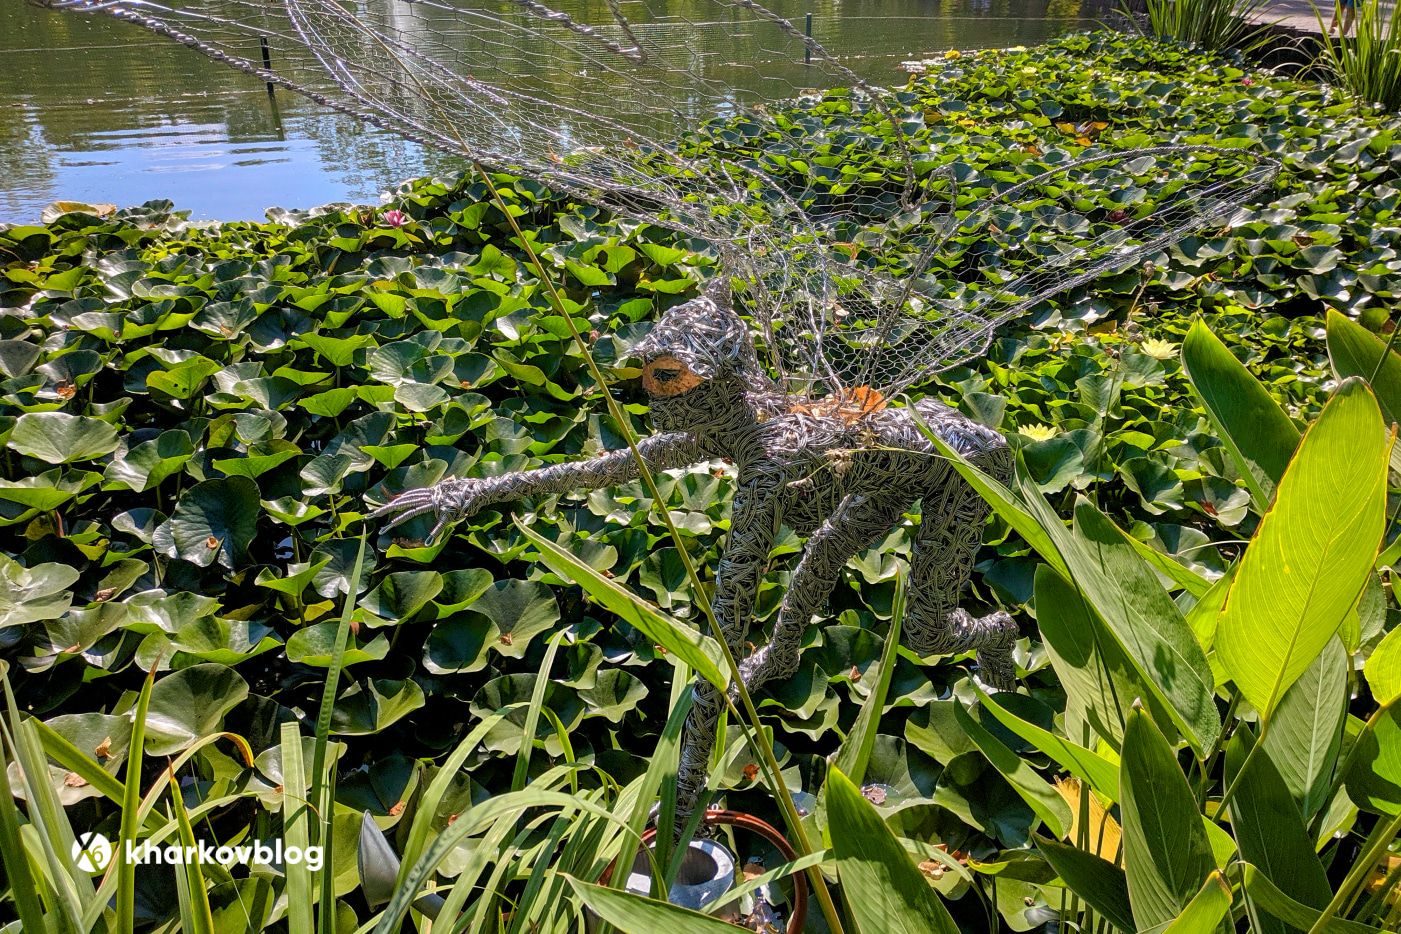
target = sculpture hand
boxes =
[367,477,494,545]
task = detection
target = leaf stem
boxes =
[1307,810,1401,934]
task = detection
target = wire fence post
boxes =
[804,12,812,64]
[260,35,276,96]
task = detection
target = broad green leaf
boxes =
[1119,708,1215,930]
[975,684,1120,802]
[1263,637,1348,820]
[1181,317,1300,510]
[330,678,425,735]
[515,521,727,689]
[357,571,443,625]
[1367,625,1401,707]
[1160,872,1231,934]
[577,667,648,723]
[254,558,332,597]
[826,765,960,934]
[103,430,194,492]
[9,412,119,464]
[953,700,1072,838]
[169,476,262,569]
[565,876,741,933]
[1225,726,1331,933]
[1067,500,1219,755]
[1185,564,1234,653]
[1344,704,1401,814]
[461,578,559,658]
[211,441,301,478]
[1034,562,1180,750]
[1327,308,1401,429]
[1035,834,1135,933]
[301,332,374,367]
[1242,864,1379,934]
[0,468,100,510]
[1218,378,1389,717]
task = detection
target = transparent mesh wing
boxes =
[39,0,1280,400]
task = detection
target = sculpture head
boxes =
[629,280,769,433]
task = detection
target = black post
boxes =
[804,12,812,64]
[260,35,276,96]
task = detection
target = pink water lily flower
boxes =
[382,209,409,228]
[1242,77,1255,86]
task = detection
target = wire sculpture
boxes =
[41,0,1281,840]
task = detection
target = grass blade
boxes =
[280,720,314,934]
[832,573,903,786]
[311,531,366,934]
[514,630,565,792]
[119,660,157,934]
[168,770,216,934]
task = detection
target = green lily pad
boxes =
[286,622,390,667]
[10,412,120,464]
[469,579,561,658]
[357,570,443,626]
[169,476,261,568]
[0,468,101,510]
[144,663,250,755]
[577,668,648,723]
[104,431,195,492]
[330,678,425,735]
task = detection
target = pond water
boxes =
[2,0,1112,224]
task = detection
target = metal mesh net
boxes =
[39,0,1281,399]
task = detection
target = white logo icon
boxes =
[73,832,112,873]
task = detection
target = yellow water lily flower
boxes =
[1018,424,1058,442]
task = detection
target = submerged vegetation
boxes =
[6,30,1401,933]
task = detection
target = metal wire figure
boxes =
[371,281,1013,825]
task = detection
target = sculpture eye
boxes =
[642,354,701,396]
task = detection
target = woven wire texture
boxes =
[38,0,1279,402]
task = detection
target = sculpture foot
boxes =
[974,609,1019,692]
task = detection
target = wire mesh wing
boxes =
[39,0,1280,400]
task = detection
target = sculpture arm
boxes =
[368,430,705,542]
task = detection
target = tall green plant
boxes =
[1135,0,1276,52]
[1317,0,1401,111]
[913,318,1401,933]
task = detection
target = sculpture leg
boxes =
[738,493,908,694]
[673,494,906,836]
[904,457,1019,691]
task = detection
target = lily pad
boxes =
[144,663,250,755]
[10,412,120,464]
[169,476,261,568]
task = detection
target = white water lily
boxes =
[1140,337,1177,360]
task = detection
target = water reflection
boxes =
[2,0,1107,223]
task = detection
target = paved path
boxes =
[1253,0,1393,34]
